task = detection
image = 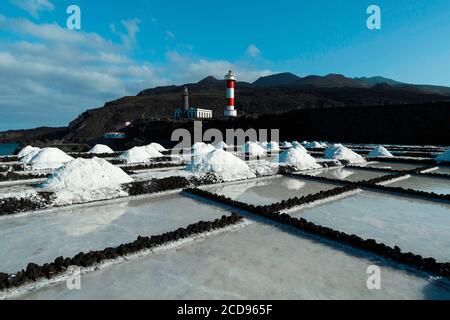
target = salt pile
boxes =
[186,149,256,181]
[144,145,165,157]
[214,141,229,149]
[19,147,42,164]
[293,144,308,152]
[280,141,293,148]
[118,146,163,164]
[436,148,450,162]
[324,145,366,164]
[368,146,394,158]
[88,144,114,154]
[191,142,215,155]
[265,141,280,152]
[17,145,40,158]
[291,141,302,148]
[243,142,266,156]
[305,141,323,149]
[147,143,167,152]
[40,157,133,205]
[273,148,322,170]
[24,148,74,170]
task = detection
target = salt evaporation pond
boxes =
[19,220,450,299]
[204,176,340,206]
[0,183,38,194]
[432,166,450,175]
[130,168,191,181]
[386,175,450,195]
[291,191,450,262]
[360,161,422,171]
[304,167,388,182]
[0,194,231,274]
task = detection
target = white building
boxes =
[173,86,213,119]
[104,132,126,139]
[174,107,213,119]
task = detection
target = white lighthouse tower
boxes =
[224,70,237,117]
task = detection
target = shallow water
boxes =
[18,220,450,300]
[432,167,450,175]
[0,194,230,273]
[291,191,450,262]
[360,162,422,171]
[305,167,388,182]
[387,175,450,195]
[204,176,340,206]
[0,144,19,156]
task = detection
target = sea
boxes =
[0,143,19,156]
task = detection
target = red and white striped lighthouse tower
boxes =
[224,70,237,117]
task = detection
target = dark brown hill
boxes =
[1,74,449,145]
[63,76,448,143]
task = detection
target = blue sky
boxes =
[0,0,449,130]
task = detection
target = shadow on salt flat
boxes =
[204,176,340,206]
[0,194,231,273]
[291,190,450,262]
[17,219,450,300]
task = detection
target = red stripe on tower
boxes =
[224,70,237,117]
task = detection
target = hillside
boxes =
[1,73,449,144]
[62,75,449,143]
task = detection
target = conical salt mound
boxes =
[368,146,394,158]
[324,145,366,164]
[273,148,321,171]
[40,157,133,205]
[27,148,74,169]
[305,141,322,148]
[17,145,40,158]
[88,144,114,154]
[186,149,256,181]
[243,142,266,156]
[147,143,167,152]
[214,141,229,149]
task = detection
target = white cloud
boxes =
[9,0,54,18]
[110,18,141,47]
[166,51,272,83]
[0,15,272,130]
[165,30,176,40]
[246,44,261,58]
[0,16,165,129]
[121,19,140,43]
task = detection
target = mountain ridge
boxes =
[1,72,449,144]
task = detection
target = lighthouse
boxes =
[182,86,189,111]
[224,70,237,117]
